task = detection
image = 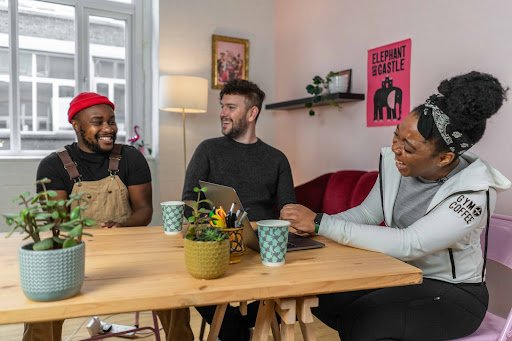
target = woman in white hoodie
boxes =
[281,71,510,340]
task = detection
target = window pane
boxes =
[19,51,32,76]
[0,1,9,150]
[0,80,9,150]
[0,49,9,74]
[0,0,9,34]
[37,54,74,79]
[18,0,76,150]
[49,54,74,79]
[90,15,126,138]
[94,58,114,78]
[0,48,9,133]
[0,81,8,130]
[59,85,74,98]
[116,62,124,79]
[114,83,125,132]
[36,82,52,131]
[56,85,74,132]
[0,137,9,151]
[20,81,33,131]
[96,83,108,96]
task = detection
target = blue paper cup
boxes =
[161,201,185,235]
[257,219,290,267]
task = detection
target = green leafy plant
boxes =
[3,178,94,251]
[185,186,227,241]
[193,226,228,242]
[305,71,341,116]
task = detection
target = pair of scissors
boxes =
[209,207,227,228]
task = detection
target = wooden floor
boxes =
[0,307,339,340]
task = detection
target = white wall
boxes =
[157,0,276,209]
[274,0,512,215]
[0,159,40,232]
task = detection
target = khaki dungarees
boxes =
[23,145,193,341]
[59,143,132,226]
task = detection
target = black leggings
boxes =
[313,279,488,341]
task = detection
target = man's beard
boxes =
[79,129,116,154]
[223,118,248,140]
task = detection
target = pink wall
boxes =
[273,0,512,215]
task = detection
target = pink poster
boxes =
[367,39,411,127]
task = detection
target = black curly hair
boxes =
[412,71,508,155]
[220,79,266,120]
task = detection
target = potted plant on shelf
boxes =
[305,71,342,116]
[184,186,230,280]
[3,178,94,301]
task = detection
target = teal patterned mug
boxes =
[257,219,290,267]
[161,201,185,235]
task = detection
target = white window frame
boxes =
[0,0,154,157]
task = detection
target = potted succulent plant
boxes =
[305,71,342,116]
[3,178,94,301]
[184,186,230,280]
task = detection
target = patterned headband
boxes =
[420,96,473,155]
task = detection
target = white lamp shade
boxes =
[159,75,208,113]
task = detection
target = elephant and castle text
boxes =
[367,38,411,127]
[371,44,407,76]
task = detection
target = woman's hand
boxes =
[280,204,316,235]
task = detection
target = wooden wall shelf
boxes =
[265,92,365,110]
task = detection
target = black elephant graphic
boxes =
[373,76,402,121]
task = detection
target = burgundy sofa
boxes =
[295,170,379,214]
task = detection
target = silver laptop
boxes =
[199,180,325,252]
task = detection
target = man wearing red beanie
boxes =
[23,92,176,341]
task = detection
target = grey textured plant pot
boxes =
[19,242,85,301]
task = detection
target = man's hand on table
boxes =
[101,221,121,228]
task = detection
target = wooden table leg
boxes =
[271,314,281,341]
[207,303,228,341]
[275,298,296,341]
[251,300,276,341]
[297,296,319,341]
[240,301,248,316]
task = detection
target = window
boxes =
[0,0,154,155]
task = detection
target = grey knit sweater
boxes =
[182,136,296,221]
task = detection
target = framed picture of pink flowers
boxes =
[211,34,249,89]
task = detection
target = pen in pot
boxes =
[238,211,248,226]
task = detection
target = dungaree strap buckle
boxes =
[108,144,122,177]
[72,174,83,184]
[108,168,119,177]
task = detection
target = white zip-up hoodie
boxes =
[319,147,511,283]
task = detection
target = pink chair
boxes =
[453,214,512,341]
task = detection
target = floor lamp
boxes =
[159,75,208,173]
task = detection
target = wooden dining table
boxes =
[0,226,422,340]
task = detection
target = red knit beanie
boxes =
[68,92,115,123]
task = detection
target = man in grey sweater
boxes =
[181,79,296,340]
[182,79,295,220]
